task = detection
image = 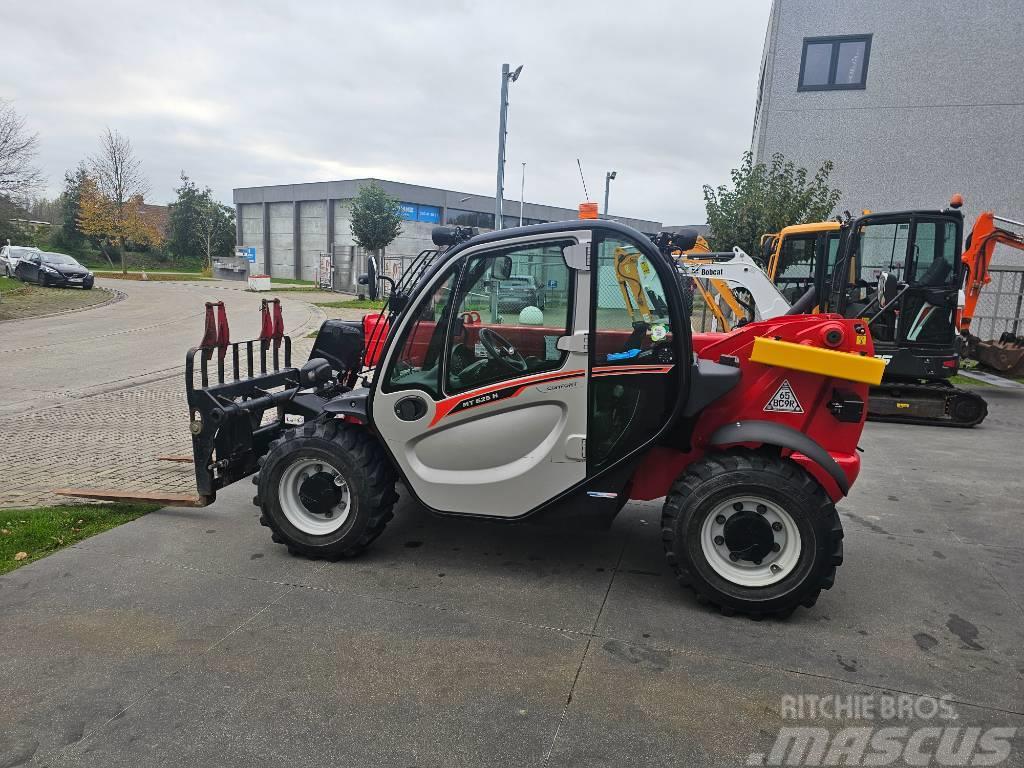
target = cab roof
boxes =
[779,221,842,236]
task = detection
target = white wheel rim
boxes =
[278,457,352,536]
[699,495,802,587]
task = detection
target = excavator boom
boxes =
[960,211,1024,374]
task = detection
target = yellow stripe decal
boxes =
[749,337,885,385]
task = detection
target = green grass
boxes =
[0,275,23,293]
[0,502,159,575]
[314,298,386,310]
[949,374,993,387]
[93,271,204,281]
[271,277,316,286]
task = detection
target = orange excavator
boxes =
[958,211,1024,375]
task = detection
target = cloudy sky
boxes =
[2,0,771,225]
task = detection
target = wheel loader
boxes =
[183,217,884,617]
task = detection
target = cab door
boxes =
[371,231,592,518]
[587,232,687,474]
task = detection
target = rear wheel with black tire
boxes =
[253,419,398,560]
[661,450,843,618]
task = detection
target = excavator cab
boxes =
[832,208,964,375]
[824,205,985,425]
[767,222,842,307]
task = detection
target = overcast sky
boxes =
[2,0,771,225]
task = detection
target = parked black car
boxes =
[496,274,544,311]
[16,251,94,289]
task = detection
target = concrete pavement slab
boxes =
[294,491,626,634]
[544,636,1024,768]
[0,545,293,766]
[50,586,588,768]
[600,516,1024,713]
[72,486,328,584]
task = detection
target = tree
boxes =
[703,151,843,260]
[167,173,236,271]
[84,129,156,272]
[0,100,41,204]
[349,181,402,256]
[57,164,90,248]
[78,176,163,269]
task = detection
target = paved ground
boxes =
[0,279,354,508]
[1,390,1021,766]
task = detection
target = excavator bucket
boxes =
[974,334,1024,375]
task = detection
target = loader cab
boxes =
[832,208,964,378]
[368,220,691,519]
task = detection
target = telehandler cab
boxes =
[185,218,884,617]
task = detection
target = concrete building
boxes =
[752,1,1024,243]
[232,178,661,290]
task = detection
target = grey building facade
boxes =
[752,0,1024,254]
[233,178,661,289]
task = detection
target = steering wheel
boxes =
[478,327,528,373]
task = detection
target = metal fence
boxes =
[972,265,1024,339]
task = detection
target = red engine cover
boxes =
[630,315,873,502]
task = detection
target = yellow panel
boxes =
[750,337,885,385]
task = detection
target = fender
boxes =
[324,387,369,421]
[708,420,850,496]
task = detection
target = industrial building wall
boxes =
[238,204,264,272]
[753,0,1024,261]
[267,202,294,279]
[332,200,359,291]
[299,201,327,282]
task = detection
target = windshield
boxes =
[42,253,81,266]
[10,247,39,258]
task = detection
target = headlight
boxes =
[87,271,94,277]
[41,265,59,273]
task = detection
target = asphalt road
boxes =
[0,278,325,418]
[2,390,1022,766]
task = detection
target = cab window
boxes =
[592,237,673,364]
[910,219,958,286]
[776,235,818,303]
[444,242,573,395]
[590,235,676,470]
[856,221,910,282]
[382,267,459,399]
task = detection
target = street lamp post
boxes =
[520,162,526,226]
[495,63,523,230]
[604,171,617,216]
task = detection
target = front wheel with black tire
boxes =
[661,450,843,618]
[253,419,398,560]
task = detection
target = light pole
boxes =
[495,63,523,230]
[604,171,617,216]
[519,162,526,226]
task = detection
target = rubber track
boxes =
[868,381,988,428]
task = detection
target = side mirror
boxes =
[878,271,899,306]
[492,255,512,281]
[358,255,379,300]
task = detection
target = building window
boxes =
[445,208,495,230]
[799,34,871,91]
[399,202,442,224]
